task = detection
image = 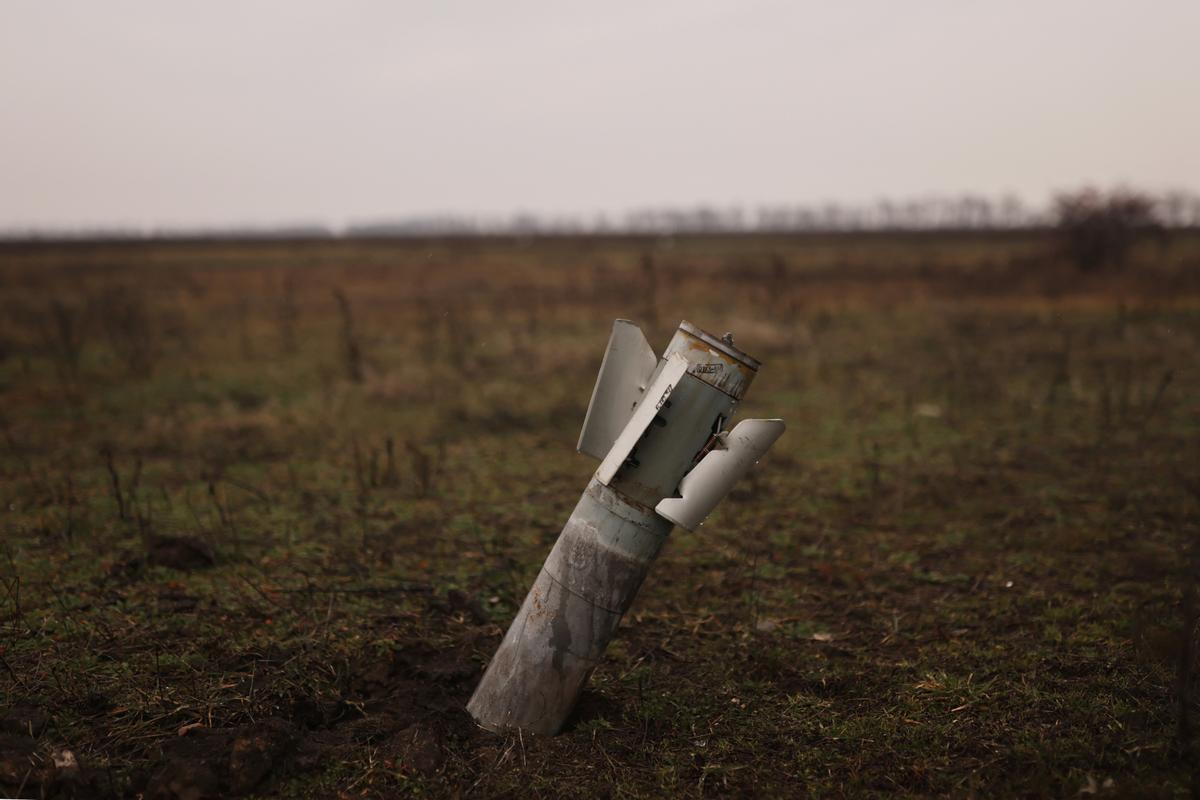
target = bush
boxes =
[1053,188,1163,272]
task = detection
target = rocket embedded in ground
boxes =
[467,319,785,735]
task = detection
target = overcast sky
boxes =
[1,1,1197,229]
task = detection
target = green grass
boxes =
[1,233,1199,797]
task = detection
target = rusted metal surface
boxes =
[467,319,784,736]
[662,320,759,400]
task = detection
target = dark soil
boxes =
[2,233,1199,796]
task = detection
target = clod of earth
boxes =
[146,534,217,571]
[0,733,40,788]
[145,718,296,800]
[0,705,49,738]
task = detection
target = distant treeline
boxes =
[5,190,1200,241]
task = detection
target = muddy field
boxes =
[2,231,1199,797]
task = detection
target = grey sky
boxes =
[1,1,1197,229]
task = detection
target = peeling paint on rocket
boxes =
[466,320,785,735]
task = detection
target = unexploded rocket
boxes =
[467,319,785,735]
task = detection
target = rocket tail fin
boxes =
[595,354,688,485]
[655,418,786,530]
[577,319,659,460]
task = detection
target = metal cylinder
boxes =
[467,320,771,736]
[662,320,760,401]
[467,477,671,735]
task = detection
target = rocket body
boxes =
[466,478,670,734]
[467,320,783,735]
